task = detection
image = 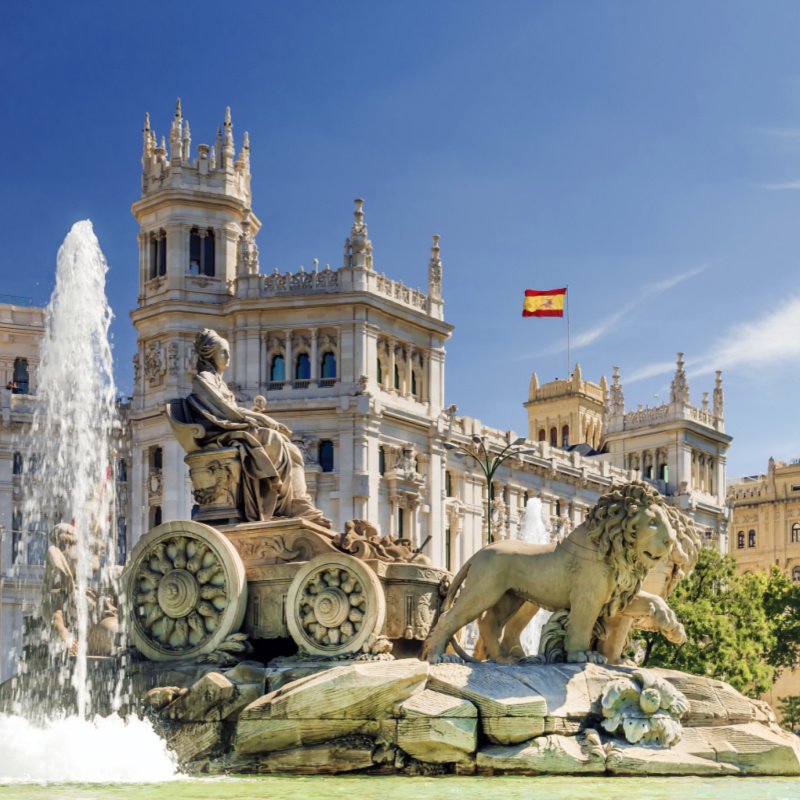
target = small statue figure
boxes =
[42,522,119,657]
[180,328,330,527]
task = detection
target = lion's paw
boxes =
[567,649,607,665]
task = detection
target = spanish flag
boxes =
[522,288,567,317]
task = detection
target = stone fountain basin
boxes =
[134,658,800,777]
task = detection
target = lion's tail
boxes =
[440,557,482,664]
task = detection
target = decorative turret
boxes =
[428,235,442,301]
[572,363,582,384]
[236,214,260,277]
[345,198,373,270]
[608,366,625,417]
[169,98,183,164]
[182,120,191,163]
[713,371,724,418]
[670,352,690,406]
[222,106,235,171]
[528,372,539,398]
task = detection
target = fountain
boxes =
[0,221,177,781]
[517,497,552,656]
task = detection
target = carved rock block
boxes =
[236,660,427,753]
[241,659,429,721]
[397,690,478,762]
[477,734,606,774]
[166,721,225,764]
[255,738,376,774]
[164,671,261,723]
[694,723,800,775]
[428,663,546,745]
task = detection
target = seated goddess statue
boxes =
[185,328,330,528]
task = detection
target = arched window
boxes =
[295,353,311,381]
[12,452,22,475]
[445,526,452,572]
[445,470,453,497]
[189,227,215,276]
[319,440,334,472]
[549,427,557,448]
[793,523,800,544]
[376,358,383,385]
[538,429,546,442]
[149,230,167,278]
[117,458,127,483]
[411,371,419,398]
[150,505,162,528]
[270,354,286,383]
[394,364,401,391]
[397,507,405,537]
[378,446,386,476]
[794,567,800,583]
[561,425,569,448]
[748,529,756,548]
[13,358,29,394]
[737,531,745,549]
[152,446,163,470]
[555,499,561,517]
[659,464,669,482]
[320,351,337,380]
[644,465,654,480]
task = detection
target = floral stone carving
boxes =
[600,668,688,747]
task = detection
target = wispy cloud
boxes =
[759,127,800,139]
[627,295,800,383]
[763,181,800,191]
[515,263,711,359]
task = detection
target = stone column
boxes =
[283,329,293,390]
[310,328,318,385]
[388,337,396,393]
[405,348,413,398]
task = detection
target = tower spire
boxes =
[428,234,442,300]
[670,352,689,405]
[142,112,154,162]
[608,366,625,417]
[170,98,183,163]
[223,106,235,170]
[182,119,191,163]
[713,370,724,418]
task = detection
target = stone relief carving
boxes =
[167,341,180,376]
[144,341,166,385]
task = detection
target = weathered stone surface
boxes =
[653,668,766,726]
[429,663,547,744]
[236,718,396,754]
[397,717,476,763]
[506,663,592,719]
[399,689,477,719]
[256,738,376,774]
[166,721,225,763]
[695,723,800,775]
[477,734,605,774]
[605,741,739,776]
[241,659,428,722]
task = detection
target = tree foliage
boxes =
[637,547,777,695]
[777,696,800,733]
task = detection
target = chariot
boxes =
[124,516,450,662]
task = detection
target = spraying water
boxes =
[517,498,552,656]
[0,221,178,780]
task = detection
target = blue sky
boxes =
[2,2,800,477]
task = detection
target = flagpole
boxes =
[565,284,570,378]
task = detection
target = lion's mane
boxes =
[584,481,682,621]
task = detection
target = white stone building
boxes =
[0,299,45,681]
[127,101,637,571]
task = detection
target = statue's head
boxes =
[194,328,230,375]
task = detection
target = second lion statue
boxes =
[421,481,692,664]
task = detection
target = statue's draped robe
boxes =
[187,370,324,524]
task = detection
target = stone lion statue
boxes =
[473,500,702,664]
[422,481,692,664]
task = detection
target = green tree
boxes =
[763,567,800,673]
[637,547,776,695]
[777,696,800,734]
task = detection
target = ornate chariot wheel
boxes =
[125,520,247,662]
[286,553,385,657]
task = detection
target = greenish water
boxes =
[1,776,799,800]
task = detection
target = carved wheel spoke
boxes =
[286,553,385,657]
[125,520,247,662]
